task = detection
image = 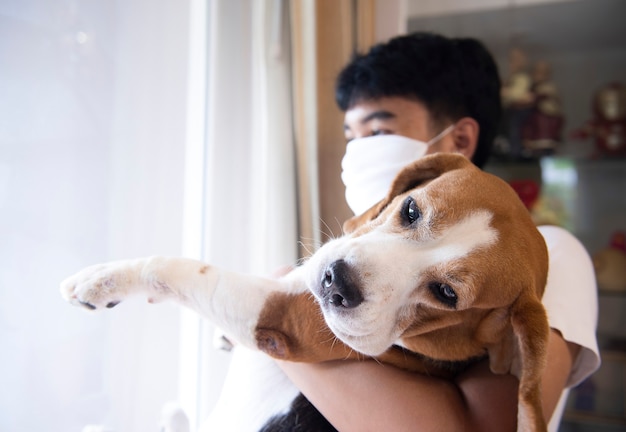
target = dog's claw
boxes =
[79,300,96,310]
[106,301,120,309]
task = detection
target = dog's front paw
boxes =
[60,262,134,311]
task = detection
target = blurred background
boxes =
[1,0,625,431]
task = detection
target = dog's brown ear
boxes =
[343,201,386,233]
[488,296,549,431]
[343,153,474,233]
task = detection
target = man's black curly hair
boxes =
[335,32,502,168]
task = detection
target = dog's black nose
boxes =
[322,259,363,309]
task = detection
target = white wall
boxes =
[406,0,575,18]
[0,0,190,430]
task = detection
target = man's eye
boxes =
[370,129,392,137]
[401,196,421,225]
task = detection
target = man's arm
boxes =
[277,329,577,431]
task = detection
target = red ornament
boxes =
[509,179,540,210]
[609,231,626,253]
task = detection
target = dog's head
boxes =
[305,153,549,371]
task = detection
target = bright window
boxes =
[0,1,192,429]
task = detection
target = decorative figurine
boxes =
[593,231,626,293]
[522,60,564,155]
[501,48,535,159]
[571,82,626,158]
[508,178,567,227]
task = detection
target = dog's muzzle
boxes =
[320,259,364,309]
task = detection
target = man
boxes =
[278,32,600,431]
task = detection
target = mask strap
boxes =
[426,124,455,146]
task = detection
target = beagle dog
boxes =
[61,153,549,432]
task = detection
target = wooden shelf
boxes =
[563,410,626,427]
[599,289,626,297]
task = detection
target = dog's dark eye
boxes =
[429,282,458,308]
[401,197,421,225]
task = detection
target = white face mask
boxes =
[341,126,454,215]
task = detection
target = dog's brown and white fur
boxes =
[61,153,550,432]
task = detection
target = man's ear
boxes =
[452,117,479,159]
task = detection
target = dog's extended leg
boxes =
[61,257,446,374]
[61,257,364,364]
[61,256,306,351]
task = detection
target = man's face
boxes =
[343,96,456,155]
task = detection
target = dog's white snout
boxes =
[321,259,364,309]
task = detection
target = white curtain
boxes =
[205,0,297,275]
[179,0,301,428]
[0,0,190,430]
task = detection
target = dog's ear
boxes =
[487,295,549,431]
[343,153,474,233]
[343,201,385,233]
